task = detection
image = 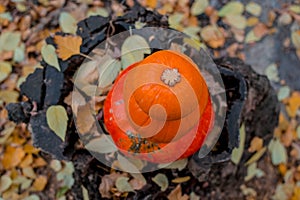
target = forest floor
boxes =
[0,0,300,199]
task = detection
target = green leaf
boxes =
[24,194,40,200]
[289,5,300,14]
[225,14,247,29]
[168,13,184,29]
[46,105,68,142]
[265,63,279,82]
[0,61,12,82]
[115,177,134,192]
[218,1,244,17]
[87,7,109,17]
[277,86,290,101]
[191,0,209,16]
[81,185,89,200]
[245,2,262,16]
[13,43,25,63]
[268,138,287,165]
[59,12,77,34]
[98,58,121,88]
[121,35,151,69]
[152,173,169,191]
[0,31,21,52]
[158,158,188,171]
[231,124,246,165]
[85,135,118,153]
[245,30,260,43]
[41,44,60,71]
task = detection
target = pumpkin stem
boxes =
[161,68,181,87]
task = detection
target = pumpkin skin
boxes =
[103,50,214,163]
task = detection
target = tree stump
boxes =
[6,3,280,199]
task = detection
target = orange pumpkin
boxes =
[104,50,214,163]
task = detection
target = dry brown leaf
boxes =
[32,175,47,191]
[167,184,189,200]
[253,23,269,38]
[99,172,123,199]
[248,136,263,153]
[54,35,82,61]
[2,146,26,169]
[76,103,95,134]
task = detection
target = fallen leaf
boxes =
[278,86,291,101]
[0,31,21,52]
[13,44,25,63]
[289,5,300,14]
[59,12,77,34]
[115,177,134,192]
[265,63,280,82]
[245,147,267,165]
[87,7,109,17]
[168,13,184,30]
[248,136,263,153]
[0,90,19,103]
[278,13,292,25]
[253,23,269,39]
[245,30,260,43]
[0,175,12,193]
[32,175,47,191]
[98,58,121,88]
[190,192,200,200]
[286,92,300,118]
[224,14,247,29]
[152,173,169,191]
[41,44,60,71]
[99,172,123,198]
[2,146,25,169]
[244,162,265,181]
[158,158,188,171]
[54,35,82,61]
[46,105,68,142]
[76,103,95,134]
[50,160,62,172]
[191,0,209,16]
[247,17,259,27]
[200,25,225,48]
[56,162,75,188]
[121,35,151,69]
[291,30,300,49]
[85,135,118,154]
[0,61,12,82]
[245,2,262,16]
[167,184,189,200]
[22,167,36,179]
[171,176,190,183]
[20,154,33,168]
[82,185,89,200]
[268,138,287,165]
[218,1,244,17]
[231,124,246,165]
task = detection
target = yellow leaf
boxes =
[2,146,25,169]
[152,173,169,191]
[191,0,209,16]
[291,30,300,49]
[218,1,244,17]
[171,176,190,183]
[231,124,246,165]
[0,61,12,82]
[245,2,262,16]
[54,35,82,61]
[46,105,68,141]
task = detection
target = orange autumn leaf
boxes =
[286,92,300,118]
[54,35,82,61]
[2,146,25,169]
[248,136,263,153]
[167,184,189,200]
[32,175,48,191]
